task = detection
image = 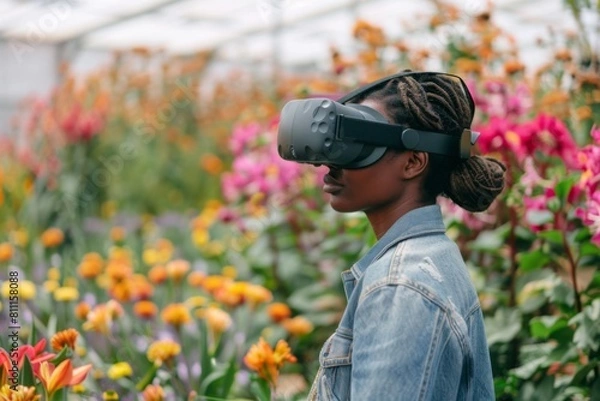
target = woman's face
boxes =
[322,99,426,215]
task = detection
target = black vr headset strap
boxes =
[337,115,477,159]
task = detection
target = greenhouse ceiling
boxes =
[0,0,594,71]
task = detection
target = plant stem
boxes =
[562,227,583,313]
[507,206,518,307]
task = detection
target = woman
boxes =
[283,71,505,400]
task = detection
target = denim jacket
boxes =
[308,205,495,401]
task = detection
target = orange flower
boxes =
[0,243,13,262]
[109,226,126,242]
[40,228,64,248]
[134,300,158,320]
[77,252,104,279]
[148,265,168,285]
[166,259,190,283]
[200,154,224,175]
[504,59,525,75]
[244,284,273,307]
[105,261,132,283]
[36,359,92,397]
[187,271,206,287]
[142,384,165,401]
[74,302,91,320]
[146,340,181,365]
[197,306,232,336]
[281,316,314,337]
[267,303,292,323]
[82,300,123,335]
[201,275,232,295]
[50,328,79,352]
[243,338,297,386]
[0,384,40,401]
[161,304,191,328]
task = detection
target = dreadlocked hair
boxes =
[360,72,506,212]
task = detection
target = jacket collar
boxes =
[351,205,447,280]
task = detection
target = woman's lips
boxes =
[323,174,343,194]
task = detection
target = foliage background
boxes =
[0,0,599,400]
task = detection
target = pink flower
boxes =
[576,191,600,246]
[517,114,579,169]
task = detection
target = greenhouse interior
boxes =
[0,0,599,400]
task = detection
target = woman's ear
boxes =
[402,151,429,179]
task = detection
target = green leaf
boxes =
[249,376,271,401]
[485,308,522,346]
[518,250,552,272]
[50,346,72,366]
[135,363,159,392]
[538,230,563,245]
[570,299,600,351]
[555,177,575,205]
[470,230,505,252]
[529,316,568,340]
[19,355,35,387]
[526,210,554,226]
[511,356,547,379]
[202,357,237,398]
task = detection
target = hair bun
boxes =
[444,156,506,212]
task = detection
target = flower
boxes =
[281,316,314,337]
[40,228,64,248]
[102,390,119,400]
[82,300,123,335]
[133,300,158,320]
[147,339,181,365]
[50,328,79,351]
[197,306,232,336]
[267,303,292,323]
[36,359,92,397]
[166,259,190,283]
[74,301,91,320]
[53,287,79,302]
[187,271,206,287]
[148,265,168,284]
[142,384,165,401]
[107,362,133,380]
[109,226,126,242]
[0,243,13,263]
[1,280,36,301]
[77,252,104,279]
[243,338,297,386]
[0,384,40,401]
[161,304,191,328]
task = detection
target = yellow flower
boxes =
[43,280,60,294]
[0,384,40,401]
[0,242,13,262]
[243,338,297,386]
[107,362,133,380]
[281,316,314,336]
[40,227,64,248]
[72,384,86,394]
[47,267,60,281]
[161,303,191,328]
[147,339,181,365]
[103,390,119,400]
[267,302,292,323]
[197,306,232,336]
[221,265,237,279]
[192,229,209,247]
[202,241,225,257]
[1,280,36,301]
[53,287,79,302]
[10,229,29,248]
[142,384,165,401]
[50,328,79,351]
[184,296,207,309]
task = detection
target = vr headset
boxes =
[277,71,480,169]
